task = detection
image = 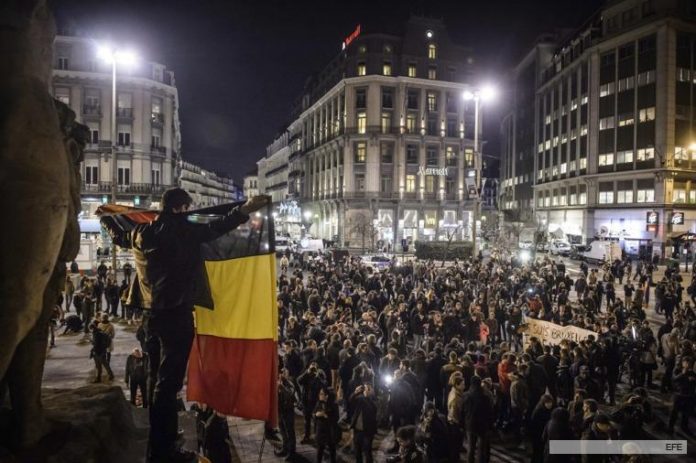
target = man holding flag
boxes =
[99,188,269,463]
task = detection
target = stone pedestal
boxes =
[0,385,148,463]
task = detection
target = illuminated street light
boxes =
[689,142,696,153]
[96,43,139,274]
[303,210,313,220]
[461,84,498,255]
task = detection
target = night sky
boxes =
[52,0,606,183]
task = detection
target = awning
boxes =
[670,231,696,241]
[79,218,102,234]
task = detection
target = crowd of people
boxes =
[269,247,696,463]
[52,244,696,462]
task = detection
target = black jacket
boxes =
[125,353,149,384]
[102,209,248,310]
[461,382,494,433]
[350,393,378,435]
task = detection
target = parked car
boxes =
[536,242,549,252]
[275,237,293,256]
[569,244,589,260]
[549,240,572,256]
[360,254,392,270]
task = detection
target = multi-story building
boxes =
[501,0,696,257]
[258,130,290,203]
[499,36,558,225]
[278,17,481,247]
[178,160,241,208]
[257,130,304,237]
[51,34,180,222]
[243,169,259,199]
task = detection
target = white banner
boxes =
[522,318,597,346]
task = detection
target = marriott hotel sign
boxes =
[417,166,449,176]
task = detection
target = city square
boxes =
[2,0,696,462]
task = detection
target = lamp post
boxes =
[463,85,497,257]
[97,46,137,274]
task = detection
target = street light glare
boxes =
[115,50,138,66]
[462,90,474,100]
[480,84,498,102]
[689,142,696,152]
[96,45,115,63]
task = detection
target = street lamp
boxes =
[97,44,138,274]
[462,84,497,257]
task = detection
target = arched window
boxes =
[428,44,437,59]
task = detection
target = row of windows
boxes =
[542,96,589,124]
[356,88,468,113]
[537,158,588,180]
[599,107,655,130]
[357,61,445,80]
[537,126,588,152]
[353,142,473,165]
[83,166,161,186]
[599,70,655,97]
[353,43,437,59]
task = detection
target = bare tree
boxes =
[441,225,462,267]
[351,213,378,253]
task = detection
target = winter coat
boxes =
[462,382,494,433]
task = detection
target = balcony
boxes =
[151,145,167,155]
[82,105,101,117]
[151,112,164,125]
[81,181,166,195]
[116,107,134,119]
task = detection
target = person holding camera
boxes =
[298,361,327,444]
[350,383,378,463]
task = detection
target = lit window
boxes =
[677,68,691,82]
[617,190,633,203]
[569,160,577,171]
[446,146,457,166]
[425,175,435,193]
[599,191,614,204]
[599,82,615,97]
[355,142,366,163]
[428,44,437,59]
[600,117,614,130]
[579,191,587,204]
[636,188,654,202]
[638,107,655,122]
[599,153,614,166]
[427,92,437,112]
[580,125,588,136]
[428,67,437,80]
[618,76,635,91]
[618,113,634,126]
[408,64,417,78]
[357,112,367,134]
[616,150,633,164]
[637,147,654,161]
[357,62,366,76]
[406,114,417,133]
[637,70,655,86]
[674,188,687,203]
[545,114,551,124]
[406,175,416,192]
[381,112,392,133]
[579,157,587,169]
[54,87,70,105]
[383,62,392,76]
[674,146,687,161]
[570,193,577,205]
[560,162,567,174]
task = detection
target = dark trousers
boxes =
[639,363,654,387]
[448,423,464,462]
[316,440,337,463]
[353,431,374,463]
[303,406,313,438]
[669,395,693,431]
[661,357,675,392]
[94,353,114,380]
[145,309,195,458]
[279,410,296,454]
[466,431,490,463]
[130,377,148,407]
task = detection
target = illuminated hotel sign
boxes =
[342,24,361,50]
[417,166,449,176]
[646,211,659,225]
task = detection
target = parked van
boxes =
[582,240,621,264]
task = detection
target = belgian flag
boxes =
[99,202,278,425]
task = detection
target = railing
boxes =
[116,107,133,118]
[81,181,166,195]
[151,112,164,124]
[82,105,101,116]
[151,145,167,155]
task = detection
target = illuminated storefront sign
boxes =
[646,211,659,225]
[417,166,449,176]
[671,212,685,225]
[342,24,361,50]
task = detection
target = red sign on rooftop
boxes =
[342,24,361,50]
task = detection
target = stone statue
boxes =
[0,0,85,453]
